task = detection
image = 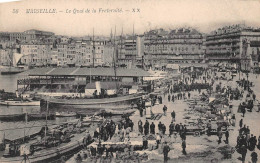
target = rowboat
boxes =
[0,131,89,163]
[0,100,40,106]
[55,112,77,117]
[82,115,103,123]
[102,108,135,115]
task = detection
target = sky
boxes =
[0,0,260,36]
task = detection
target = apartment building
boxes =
[20,43,54,65]
[144,28,204,69]
[206,24,260,71]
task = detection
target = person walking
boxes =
[257,136,260,150]
[156,133,161,149]
[217,129,223,144]
[138,120,143,134]
[225,130,229,144]
[144,120,150,136]
[162,124,166,135]
[241,144,247,163]
[171,110,176,122]
[150,122,155,134]
[163,105,168,116]
[241,105,246,117]
[251,151,258,163]
[163,142,170,162]
[142,136,148,150]
[239,119,243,129]
[169,122,175,136]
[171,95,174,103]
[182,140,187,155]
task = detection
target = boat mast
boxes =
[92,28,95,68]
[44,101,49,144]
[113,26,118,92]
[132,24,135,68]
[8,51,12,67]
[119,27,123,63]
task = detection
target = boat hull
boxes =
[0,133,86,163]
[102,108,136,115]
[0,114,25,121]
[55,113,77,117]
[0,70,24,75]
[47,93,143,109]
[0,101,40,106]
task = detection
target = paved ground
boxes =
[129,71,260,163]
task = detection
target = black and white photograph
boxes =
[0,0,260,162]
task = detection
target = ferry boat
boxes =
[48,92,143,109]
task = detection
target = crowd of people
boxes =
[72,66,260,163]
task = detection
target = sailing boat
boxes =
[47,28,145,109]
[1,52,28,75]
[0,101,93,163]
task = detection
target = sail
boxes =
[12,53,24,66]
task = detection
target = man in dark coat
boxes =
[182,140,187,155]
[144,120,150,135]
[158,121,163,133]
[163,105,168,116]
[139,107,143,117]
[159,96,162,104]
[171,110,176,122]
[179,123,184,135]
[217,130,223,144]
[239,119,243,129]
[169,122,175,136]
[138,120,143,134]
[163,142,170,162]
[142,136,148,149]
[241,144,247,163]
[251,152,258,163]
[241,105,246,117]
[150,122,155,134]
[175,123,180,133]
[162,124,166,135]
[181,132,186,141]
[225,130,229,144]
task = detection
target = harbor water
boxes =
[0,73,99,157]
[0,74,20,92]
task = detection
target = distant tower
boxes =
[110,29,113,42]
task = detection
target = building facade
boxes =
[0,48,13,66]
[20,43,54,66]
[144,28,204,70]
[205,24,260,71]
[117,35,144,68]
[55,39,114,67]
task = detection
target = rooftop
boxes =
[25,67,151,77]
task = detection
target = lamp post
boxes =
[245,61,249,91]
